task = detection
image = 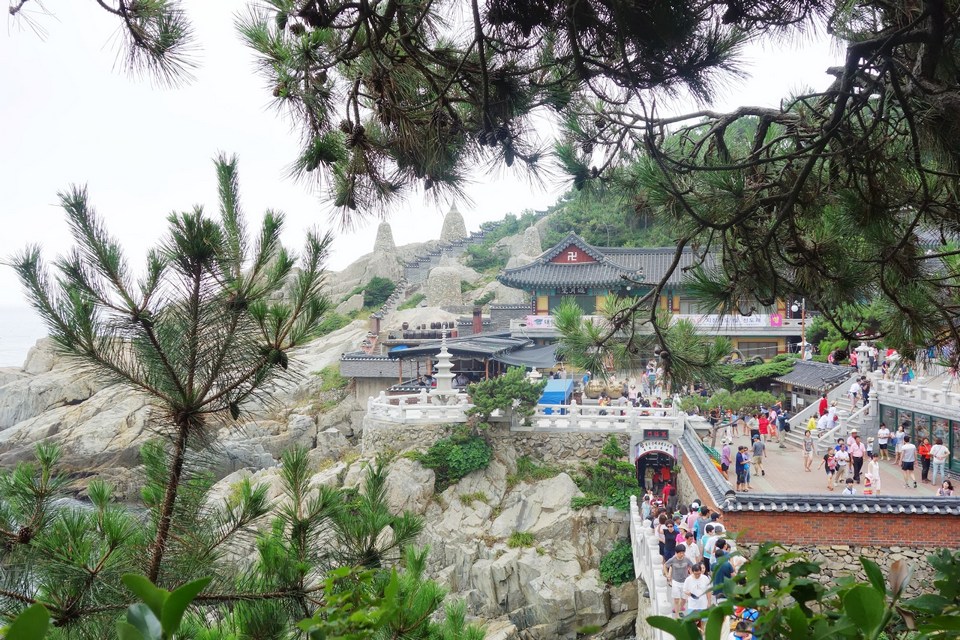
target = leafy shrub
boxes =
[507,531,536,548]
[599,540,636,585]
[464,244,507,272]
[571,435,639,511]
[363,277,396,308]
[416,429,492,491]
[397,292,425,310]
[459,491,489,505]
[467,367,546,427]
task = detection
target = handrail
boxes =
[629,496,671,640]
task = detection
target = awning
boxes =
[388,333,530,360]
[493,344,559,369]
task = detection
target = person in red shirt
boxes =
[662,481,674,506]
[818,393,829,417]
[758,414,769,442]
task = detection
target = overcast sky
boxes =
[0,3,842,309]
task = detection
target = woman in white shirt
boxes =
[929,438,951,486]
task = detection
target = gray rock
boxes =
[426,266,464,307]
[336,293,365,315]
[440,203,467,242]
[385,457,435,515]
[489,473,582,540]
[373,222,396,253]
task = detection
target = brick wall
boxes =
[678,451,955,548]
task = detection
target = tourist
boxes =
[802,430,816,471]
[701,524,718,574]
[930,438,951,487]
[748,413,760,441]
[818,392,829,417]
[818,450,838,491]
[937,480,954,497]
[816,410,833,433]
[720,440,732,479]
[683,531,701,567]
[848,377,861,411]
[900,435,918,488]
[860,376,871,412]
[848,434,866,483]
[683,563,712,617]
[735,446,749,492]
[834,443,850,485]
[685,503,700,532]
[663,544,694,616]
[864,451,881,495]
[641,495,653,522]
[732,411,743,438]
[751,435,766,477]
[711,540,734,602]
[894,424,907,465]
[742,448,753,490]
[806,414,817,435]
[757,412,769,443]
[656,514,668,557]
[841,478,856,495]
[694,505,711,541]
[918,437,932,483]
[877,422,891,461]
[663,516,680,559]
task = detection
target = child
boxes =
[842,478,856,495]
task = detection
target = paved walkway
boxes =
[713,431,946,498]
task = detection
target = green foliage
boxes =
[458,491,489,505]
[651,545,960,640]
[464,244,508,273]
[117,575,211,640]
[467,367,546,427]
[699,388,781,414]
[555,298,731,389]
[721,354,798,388]
[474,291,496,307]
[541,190,674,249]
[4,604,49,640]
[506,456,562,489]
[507,531,536,548]
[397,292,426,310]
[317,364,350,392]
[572,436,640,511]
[362,276,396,308]
[316,312,352,336]
[415,429,493,491]
[599,540,636,586]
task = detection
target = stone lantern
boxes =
[855,342,871,374]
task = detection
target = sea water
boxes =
[0,306,47,368]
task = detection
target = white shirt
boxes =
[877,427,890,444]
[842,487,856,495]
[683,574,712,611]
[849,381,861,396]
[835,449,850,467]
[930,444,950,462]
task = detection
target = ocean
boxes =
[0,306,48,368]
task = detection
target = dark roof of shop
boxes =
[387,333,530,360]
[775,360,852,390]
[497,232,715,290]
[493,343,559,369]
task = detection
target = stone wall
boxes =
[362,418,631,468]
[488,429,631,467]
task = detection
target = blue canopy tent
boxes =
[539,378,574,414]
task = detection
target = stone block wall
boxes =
[487,429,631,467]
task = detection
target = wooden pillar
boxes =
[485,359,490,380]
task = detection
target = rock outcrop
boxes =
[440,203,468,243]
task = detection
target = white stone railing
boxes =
[521,401,682,433]
[629,495,671,640]
[366,390,473,424]
[873,375,960,414]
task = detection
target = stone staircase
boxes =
[782,373,860,448]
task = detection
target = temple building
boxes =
[497,232,806,359]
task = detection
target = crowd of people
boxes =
[641,493,756,635]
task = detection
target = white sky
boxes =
[0,3,842,308]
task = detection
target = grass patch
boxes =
[577,624,603,637]
[507,531,536,548]
[459,491,489,506]
[397,292,425,310]
[317,365,349,393]
[316,312,351,336]
[506,455,562,490]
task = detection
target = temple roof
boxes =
[497,232,712,290]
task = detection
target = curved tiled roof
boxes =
[498,232,713,290]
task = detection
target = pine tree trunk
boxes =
[147,424,189,583]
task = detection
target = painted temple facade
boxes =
[497,232,806,359]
